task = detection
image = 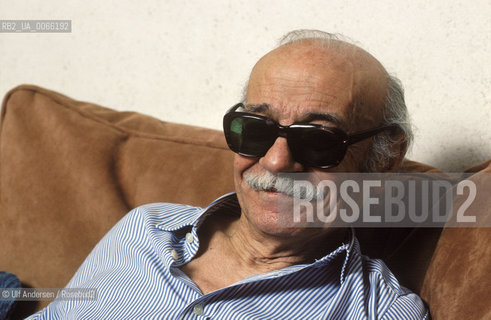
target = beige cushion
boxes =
[420,160,491,320]
[0,85,235,311]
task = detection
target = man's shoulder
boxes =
[134,202,202,217]
[348,237,415,299]
[361,255,412,296]
[111,193,238,239]
[359,255,429,319]
[129,192,238,224]
[125,202,203,231]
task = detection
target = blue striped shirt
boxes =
[28,193,429,319]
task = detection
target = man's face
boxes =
[233,41,388,237]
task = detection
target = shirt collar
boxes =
[194,192,241,229]
[154,192,239,232]
[155,192,358,283]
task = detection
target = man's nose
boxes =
[258,137,304,173]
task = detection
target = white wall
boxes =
[1,0,489,171]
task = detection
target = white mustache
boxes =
[243,170,322,200]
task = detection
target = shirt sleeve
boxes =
[25,208,142,319]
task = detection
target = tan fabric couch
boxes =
[0,85,489,319]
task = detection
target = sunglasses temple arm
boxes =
[346,125,399,145]
[223,103,244,117]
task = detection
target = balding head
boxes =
[248,35,388,131]
[243,30,411,171]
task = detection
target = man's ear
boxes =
[384,139,408,172]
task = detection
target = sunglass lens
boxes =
[288,128,347,168]
[227,116,277,157]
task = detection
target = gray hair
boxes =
[278,29,358,51]
[242,29,413,172]
[363,74,413,172]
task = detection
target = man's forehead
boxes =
[245,44,356,128]
[253,43,354,81]
[245,39,388,130]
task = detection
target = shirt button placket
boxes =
[170,249,178,260]
[186,232,194,244]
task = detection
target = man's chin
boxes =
[250,197,315,234]
[238,185,319,233]
[253,221,310,238]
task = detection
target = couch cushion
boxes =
[0,85,235,310]
[2,85,487,317]
[420,160,491,320]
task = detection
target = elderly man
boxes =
[28,30,428,319]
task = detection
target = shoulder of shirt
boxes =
[361,256,428,318]
[125,202,204,231]
[363,256,430,320]
[134,202,202,213]
[118,193,237,232]
[361,255,412,296]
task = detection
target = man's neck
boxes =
[180,209,347,294]
[224,214,347,273]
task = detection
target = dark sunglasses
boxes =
[223,103,397,169]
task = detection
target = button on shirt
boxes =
[27,193,429,319]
